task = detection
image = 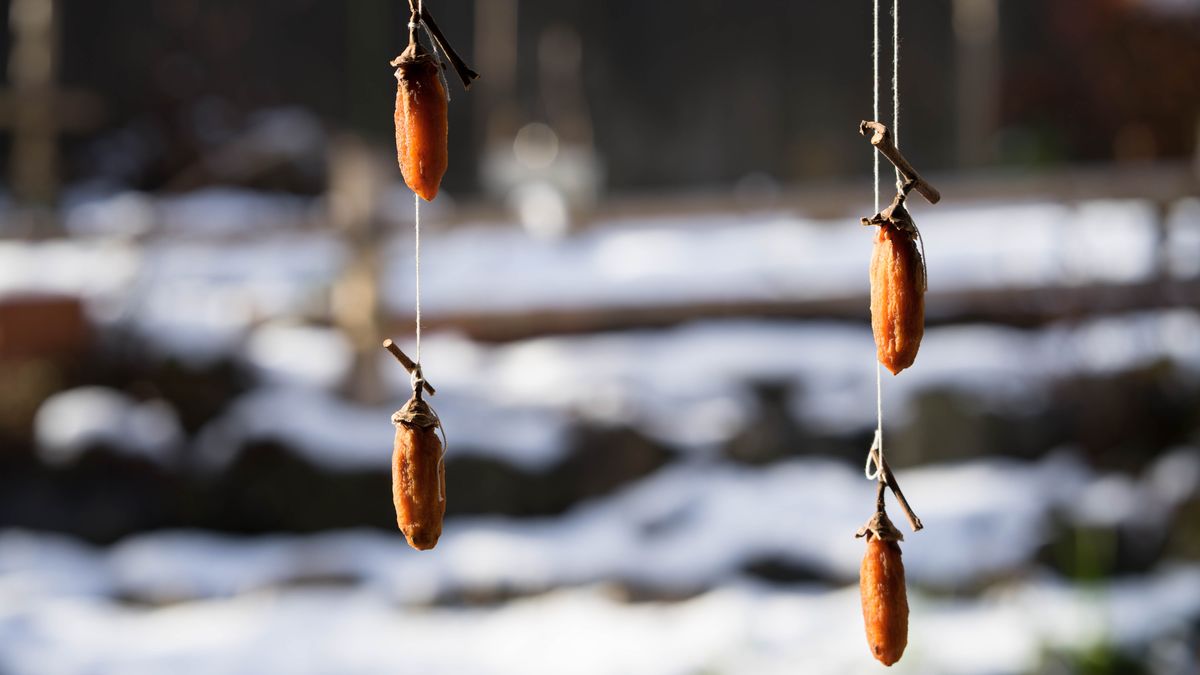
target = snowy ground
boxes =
[33,310,1200,473]
[5,194,1200,673]
[4,191,1199,364]
[4,452,1197,604]
[2,452,1199,674]
[3,572,1199,675]
[9,192,1200,470]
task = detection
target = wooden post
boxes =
[474,0,520,146]
[952,0,1000,168]
[0,0,102,218]
[328,135,389,404]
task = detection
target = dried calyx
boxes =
[392,395,440,430]
[856,507,904,543]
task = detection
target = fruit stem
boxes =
[406,1,421,48]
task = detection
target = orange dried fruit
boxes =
[392,43,448,202]
[870,221,925,375]
[860,534,909,666]
[391,395,445,550]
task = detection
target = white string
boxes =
[872,0,880,215]
[415,0,425,368]
[414,193,422,365]
[892,0,901,186]
[866,0,882,481]
[866,0,900,482]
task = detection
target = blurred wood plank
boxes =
[0,294,89,361]
[572,161,1200,225]
[393,277,1200,343]
[404,161,1200,228]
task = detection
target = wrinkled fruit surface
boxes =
[860,537,909,666]
[394,46,448,201]
[870,222,924,375]
[392,407,445,551]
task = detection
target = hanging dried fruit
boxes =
[857,511,909,666]
[869,217,925,375]
[392,42,448,202]
[859,120,938,376]
[391,394,445,550]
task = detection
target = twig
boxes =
[859,121,940,205]
[406,1,479,90]
[383,338,437,396]
[877,454,923,532]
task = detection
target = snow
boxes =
[6,192,1199,671]
[7,451,1197,605]
[20,192,1195,470]
[242,322,353,389]
[64,188,319,239]
[3,193,1193,375]
[3,450,1198,673]
[380,199,1163,314]
[155,189,318,237]
[0,531,112,600]
[0,238,138,300]
[64,191,157,238]
[193,384,569,473]
[1067,447,1200,528]
[127,233,346,363]
[33,387,184,467]
[1167,198,1200,277]
[2,568,1198,675]
[194,310,1200,473]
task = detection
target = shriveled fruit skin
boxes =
[860,537,908,666]
[870,222,924,375]
[393,45,448,201]
[391,403,445,551]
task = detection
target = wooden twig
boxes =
[859,121,940,205]
[877,455,923,532]
[383,338,437,396]
[406,1,479,90]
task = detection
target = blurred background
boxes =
[1,0,1200,673]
